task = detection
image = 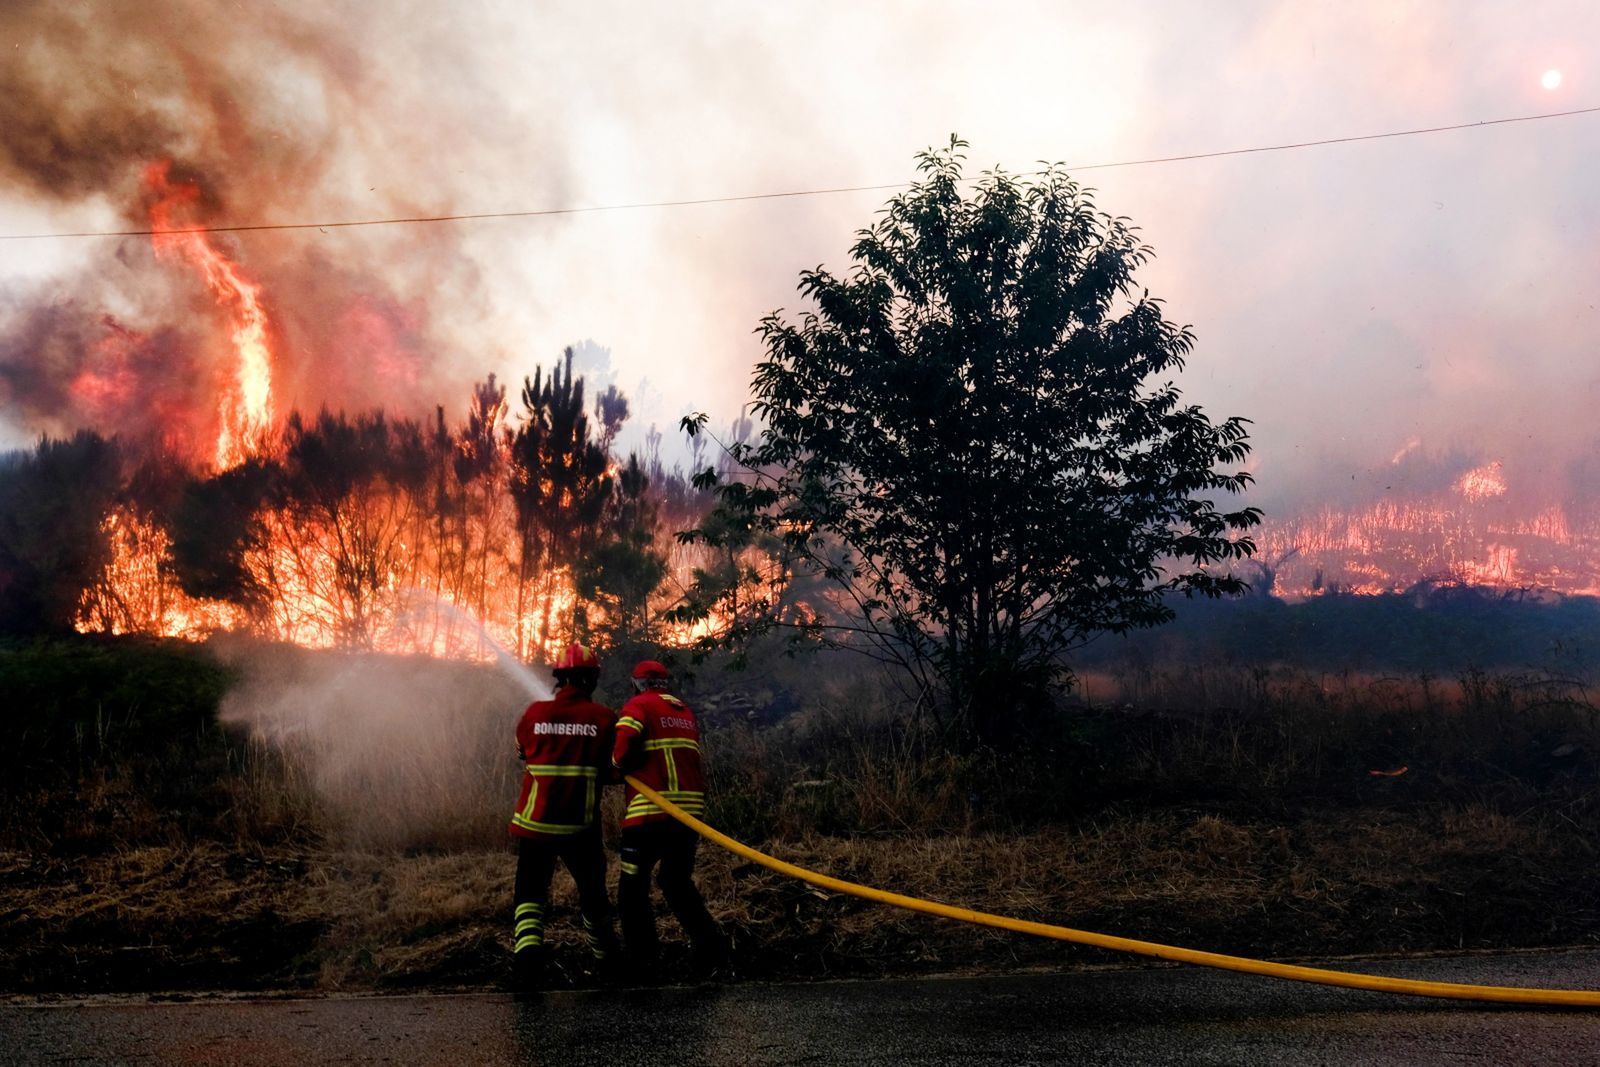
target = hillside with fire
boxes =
[0,157,776,658]
[9,158,1598,664]
[4,2,1600,1022]
[7,157,1598,659]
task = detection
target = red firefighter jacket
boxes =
[508,685,616,839]
[613,689,705,827]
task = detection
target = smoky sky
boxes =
[0,0,571,461]
[2,1,1598,516]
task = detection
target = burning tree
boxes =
[681,138,1260,744]
[272,410,435,648]
[575,453,669,646]
[14,339,733,660]
[508,348,615,657]
[446,374,512,625]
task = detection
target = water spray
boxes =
[391,589,550,702]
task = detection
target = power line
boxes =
[3,104,1597,241]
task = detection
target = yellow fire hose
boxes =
[625,777,1600,1007]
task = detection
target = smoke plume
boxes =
[0,0,572,458]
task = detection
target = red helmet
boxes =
[631,660,670,681]
[554,643,600,672]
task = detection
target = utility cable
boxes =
[625,776,1600,1007]
[2,105,1598,241]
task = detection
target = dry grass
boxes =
[689,801,1600,979]
[5,652,1599,994]
[13,798,1595,994]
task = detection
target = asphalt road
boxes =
[6,951,1600,1066]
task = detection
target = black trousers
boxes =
[513,826,618,960]
[617,821,723,962]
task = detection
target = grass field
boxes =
[3,635,1597,994]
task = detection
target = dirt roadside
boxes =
[5,802,1598,996]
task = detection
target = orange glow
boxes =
[1453,461,1506,502]
[74,497,622,665]
[660,610,729,649]
[70,168,786,666]
[76,508,246,638]
[1253,452,1600,598]
[1460,544,1518,587]
[145,161,275,470]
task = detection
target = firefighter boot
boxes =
[660,870,727,980]
[687,928,731,982]
[582,914,624,984]
[512,901,547,992]
[618,868,662,983]
[512,948,546,993]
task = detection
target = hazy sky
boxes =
[2,1,1597,510]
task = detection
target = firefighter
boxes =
[613,659,728,976]
[508,642,621,990]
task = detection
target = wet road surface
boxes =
[5,950,1600,1065]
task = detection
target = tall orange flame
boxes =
[144,161,275,470]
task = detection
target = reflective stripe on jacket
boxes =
[509,686,616,839]
[613,690,705,827]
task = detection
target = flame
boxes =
[145,161,275,470]
[76,508,247,638]
[1389,436,1422,465]
[660,611,728,649]
[76,497,622,665]
[1454,461,1507,502]
[68,169,787,665]
[1460,544,1518,587]
[1253,464,1600,598]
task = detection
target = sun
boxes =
[1541,69,1563,90]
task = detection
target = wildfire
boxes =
[56,164,767,669]
[1253,453,1600,597]
[660,611,730,649]
[144,161,276,470]
[1460,544,1518,587]
[1454,461,1507,502]
[76,508,246,639]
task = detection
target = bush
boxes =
[0,635,234,776]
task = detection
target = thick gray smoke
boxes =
[5,1,1598,575]
[0,0,573,458]
[0,297,215,451]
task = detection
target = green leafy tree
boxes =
[682,138,1259,743]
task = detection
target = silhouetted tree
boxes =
[577,452,667,643]
[0,432,122,634]
[595,384,629,454]
[451,374,509,623]
[682,138,1260,743]
[275,409,430,647]
[508,348,614,654]
[169,456,275,612]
